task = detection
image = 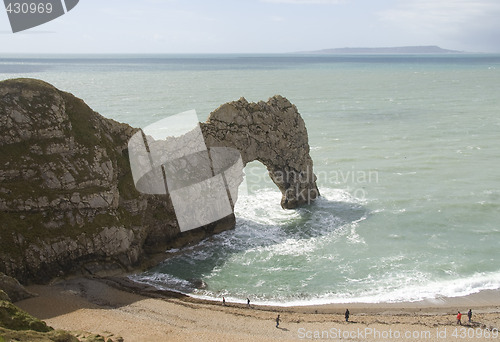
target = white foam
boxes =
[235,189,301,225]
[236,270,500,307]
[326,270,500,304]
[248,237,320,258]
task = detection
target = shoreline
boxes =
[107,274,500,314]
[15,276,500,341]
[122,249,500,313]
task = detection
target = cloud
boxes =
[380,1,497,26]
[270,15,286,22]
[261,0,346,4]
[377,0,500,51]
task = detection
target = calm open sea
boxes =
[1,54,499,305]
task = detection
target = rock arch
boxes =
[201,95,319,209]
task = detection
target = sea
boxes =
[1,53,499,306]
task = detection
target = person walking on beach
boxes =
[468,309,472,323]
[345,309,350,322]
[276,314,280,328]
[457,311,462,325]
[247,298,250,307]
[222,296,226,306]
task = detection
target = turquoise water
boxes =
[2,54,500,304]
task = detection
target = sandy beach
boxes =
[15,276,500,342]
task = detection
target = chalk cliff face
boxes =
[0,79,232,283]
[0,78,318,283]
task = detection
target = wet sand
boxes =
[16,277,500,341]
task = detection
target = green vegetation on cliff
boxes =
[0,300,51,332]
[0,299,78,342]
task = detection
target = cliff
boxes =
[0,78,318,284]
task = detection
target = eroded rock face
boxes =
[201,96,319,209]
[0,79,189,283]
[0,79,318,283]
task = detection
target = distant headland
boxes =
[299,45,463,54]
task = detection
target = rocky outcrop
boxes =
[201,96,319,209]
[0,79,147,282]
[0,78,318,284]
[0,78,232,283]
[0,273,35,302]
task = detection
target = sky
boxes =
[1,0,500,53]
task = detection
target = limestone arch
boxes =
[201,95,319,209]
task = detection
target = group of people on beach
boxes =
[457,309,473,325]
[221,297,475,329]
[221,296,250,307]
[222,297,352,328]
